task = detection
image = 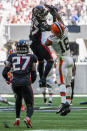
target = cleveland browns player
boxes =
[45,21,73,116]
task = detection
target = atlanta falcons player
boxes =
[2,40,37,128]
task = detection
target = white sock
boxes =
[16,118,20,121]
[49,94,53,102]
[66,86,72,104]
[59,84,66,104]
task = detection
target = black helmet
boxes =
[32,5,48,21]
[16,40,29,54]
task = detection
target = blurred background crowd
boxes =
[0,0,87,25]
[0,0,87,61]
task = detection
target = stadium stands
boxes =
[0,0,87,25]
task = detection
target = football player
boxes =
[2,40,37,128]
[71,53,76,104]
[45,21,73,116]
[6,48,25,110]
[0,95,15,105]
[41,47,57,105]
[29,5,58,87]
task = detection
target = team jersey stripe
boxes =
[59,57,64,84]
[40,42,53,59]
[55,22,63,36]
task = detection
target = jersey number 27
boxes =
[13,56,30,71]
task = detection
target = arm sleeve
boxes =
[31,71,37,83]
[2,54,12,80]
[2,67,11,81]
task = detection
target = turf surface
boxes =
[0,96,87,131]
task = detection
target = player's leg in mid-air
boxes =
[47,68,57,105]
[41,58,57,104]
[30,44,45,85]
[38,44,54,87]
[66,66,73,105]
[56,57,72,116]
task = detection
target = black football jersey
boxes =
[7,53,37,77]
[29,17,50,45]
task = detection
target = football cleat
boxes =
[48,101,52,105]
[24,117,32,128]
[39,78,46,87]
[13,120,20,126]
[60,106,71,116]
[56,103,67,114]
[56,102,70,115]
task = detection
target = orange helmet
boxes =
[51,22,64,37]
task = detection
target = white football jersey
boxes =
[47,34,70,57]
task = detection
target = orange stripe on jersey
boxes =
[59,57,64,84]
[60,92,66,96]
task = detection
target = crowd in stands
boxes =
[0,0,87,25]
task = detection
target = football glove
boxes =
[6,78,11,85]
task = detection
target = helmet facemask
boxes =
[32,5,48,21]
[16,40,29,54]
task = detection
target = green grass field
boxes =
[0,96,87,131]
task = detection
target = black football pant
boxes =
[12,85,34,118]
[30,43,53,79]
